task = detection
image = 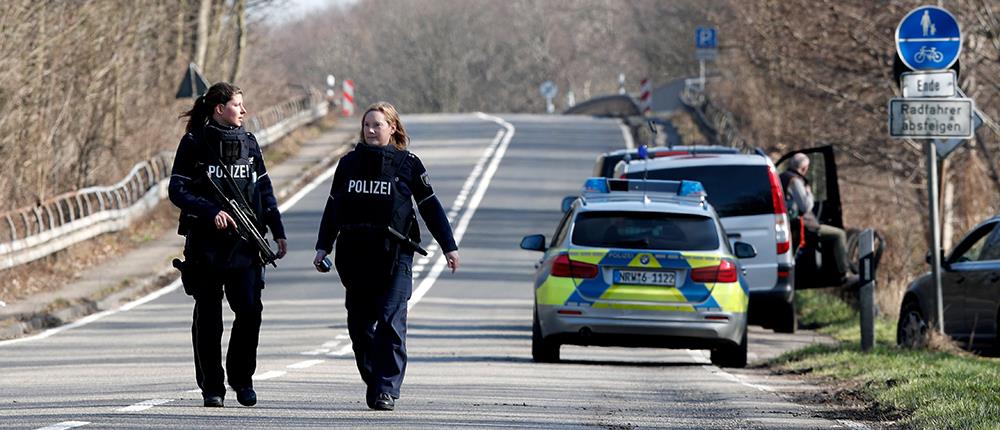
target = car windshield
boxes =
[572,211,719,250]
[626,165,773,217]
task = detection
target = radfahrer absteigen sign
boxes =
[888,98,974,139]
[888,5,973,140]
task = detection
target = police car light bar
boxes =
[582,177,706,198]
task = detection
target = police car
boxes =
[520,178,757,367]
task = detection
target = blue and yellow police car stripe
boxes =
[536,248,749,313]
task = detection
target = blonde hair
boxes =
[359,101,409,150]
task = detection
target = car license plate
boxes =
[614,270,676,286]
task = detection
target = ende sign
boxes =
[888,98,974,139]
[901,70,956,97]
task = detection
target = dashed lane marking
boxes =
[34,422,89,430]
[118,398,174,413]
[287,359,324,369]
[252,370,286,381]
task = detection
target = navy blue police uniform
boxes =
[315,142,456,408]
[168,121,285,405]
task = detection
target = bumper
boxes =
[538,305,747,349]
[749,270,794,306]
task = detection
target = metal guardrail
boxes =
[680,79,751,152]
[0,89,328,270]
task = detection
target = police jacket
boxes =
[168,121,285,267]
[314,142,457,258]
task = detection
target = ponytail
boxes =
[180,82,243,133]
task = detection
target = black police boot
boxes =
[203,394,224,408]
[372,392,394,411]
[236,387,257,406]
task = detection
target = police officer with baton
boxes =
[314,101,459,411]
[170,82,287,408]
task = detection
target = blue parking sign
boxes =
[695,27,717,50]
[895,6,961,71]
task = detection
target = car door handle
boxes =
[956,276,965,284]
[990,275,1000,283]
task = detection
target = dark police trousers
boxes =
[191,266,263,397]
[344,253,413,399]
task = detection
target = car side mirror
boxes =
[733,241,757,259]
[520,234,547,252]
[561,196,577,213]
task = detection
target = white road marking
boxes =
[34,422,89,430]
[0,283,183,347]
[287,359,324,369]
[686,349,711,363]
[329,344,354,356]
[252,370,286,380]
[408,114,514,311]
[702,365,773,392]
[300,348,330,355]
[118,398,173,412]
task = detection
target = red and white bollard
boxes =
[342,79,355,117]
[639,78,652,115]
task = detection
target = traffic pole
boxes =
[859,229,876,352]
[926,139,945,334]
[342,79,355,117]
[639,78,652,115]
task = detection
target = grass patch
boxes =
[784,289,1000,429]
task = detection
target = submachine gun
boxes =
[205,164,278,268]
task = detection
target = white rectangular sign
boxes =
[901,71,957,97]
[888,98,974,139]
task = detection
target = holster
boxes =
[172,258,203,296]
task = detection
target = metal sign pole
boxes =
[925,139,945,334]
[699,59,705,91]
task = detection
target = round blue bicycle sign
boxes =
[896,6,962,71]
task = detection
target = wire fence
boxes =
[0,89,328,270]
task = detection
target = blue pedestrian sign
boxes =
[895,6,962,71]
[695,27,717,49]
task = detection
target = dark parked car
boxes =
[897,216,1000,355]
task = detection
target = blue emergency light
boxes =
[581,177,706,198]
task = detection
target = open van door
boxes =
[775,145,847,289]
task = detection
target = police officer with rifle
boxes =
[314,102,459,411]
[169,82,287,408]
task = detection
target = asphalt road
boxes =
[0,114,861,429]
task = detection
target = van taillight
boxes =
[768,165,791,254]
[690,260,738,283]
[551,254,599,279]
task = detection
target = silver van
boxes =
[611,151,796,332]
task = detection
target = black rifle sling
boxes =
[205,133,276,266]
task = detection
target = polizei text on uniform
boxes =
[348,179,392,195]
[207,164,254,179]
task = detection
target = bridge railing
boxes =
[680,79,751,152]
[0,89,328,270]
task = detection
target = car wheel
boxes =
[710,327,747,368]
[773,299,797,334]
[532,311,560,363]
[897,300,928,348]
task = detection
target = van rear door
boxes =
[625,164,779,292]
